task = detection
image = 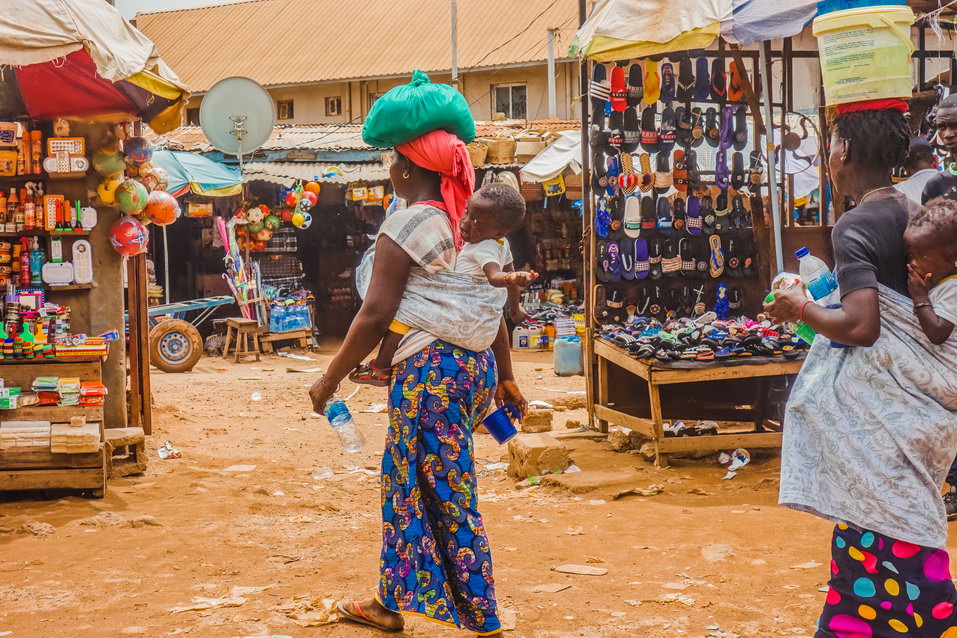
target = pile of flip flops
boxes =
[597,311,809,363]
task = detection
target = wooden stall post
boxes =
[126,254,152,434]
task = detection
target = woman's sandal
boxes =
[349,363,391,387]
[337,601,404,633]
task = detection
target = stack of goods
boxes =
[0,421,50,450]
[79,381,107,407]
[0,300,75,360]
[589,52,763,324]
[267,292,313,333]
[597,311,808,363]
[0,386,20,409]
[32,376,59,405]
[57,377,80,406]
[54,335,108,358]
[512,305,585,350]
[50,416,100,454]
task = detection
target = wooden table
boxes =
[591,339,804,466]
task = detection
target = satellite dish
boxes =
[200,77,275,159]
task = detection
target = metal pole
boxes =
[163,225,170,305]
[760,42,785,275]
[547,28,558,119]
[451,0,459,87]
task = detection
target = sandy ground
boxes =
[0,345,949,638]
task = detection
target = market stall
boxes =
[575,2,822,465]
[0,0,189,494]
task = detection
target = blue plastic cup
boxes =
[482,403,520,445]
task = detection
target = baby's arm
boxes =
[483,262,538,289]
[909,266,956,345]
[914,305,955,345]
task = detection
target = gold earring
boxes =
[402,170,410,179]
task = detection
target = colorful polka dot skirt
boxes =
[818,524,957,637]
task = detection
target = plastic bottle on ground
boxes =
[324,398,365,453]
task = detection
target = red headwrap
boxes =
[397,130,476,249]
[835,98,909,115]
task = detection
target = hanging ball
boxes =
[124,137,153,167]
[116,179,150,213]
[285,191,300,207]
[254,228,273,242]
[92,148,126,177]
[303,191,318,208]
[142,166,170,192]
[304,181,321,195]
[246,207,265,224]
[297,198,313,213]
[144,190,181,226]
[264,214,281,231]
[109,215,150,257]
[291,212,305,227]
[97,176,122,206]
[297,212,313,230]
[247,220,265,233]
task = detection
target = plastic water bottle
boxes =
[796,247,841,306]
[324,398,365,453]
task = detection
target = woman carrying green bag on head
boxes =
[310,72,524,637]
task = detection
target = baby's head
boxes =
[905,197,957,285]
[460,184,526,244]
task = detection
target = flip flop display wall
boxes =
[590,50,767,328]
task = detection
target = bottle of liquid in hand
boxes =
[796,247,848,348]
[324,397,365,453]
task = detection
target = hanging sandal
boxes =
[635,238,650,280]
[694,56,711,101]
[607,110,624,151]
[733,105,749,151]
[640,105,658,153]
[638,152,654,192]
[700,195,716,234]
[685,149,701,190]
[680,238,696,277]
[590,64,611,112]
[686,194,703,236]
[748,149,764,194]
[658,107,677,153]
[644,59,661,104]
[675,106,692,146]
[594,195,611,238]
[713,191,730,233]
[673,150,688,193]
[610,64,627,112]
[705,107,719,148]
[730,152,746,191]
[728,61,744,102]
[710,58,727,102]
[726,237,743,277]
[677,56,695,102]
[623,194,642,237]
[620,151,638,195]
[641,194,657,230]
[662,239,681,277]
[622,107,641,154]
[608,240,622,282]
[593,284,608,325]
[621,238,635,281]
[649,238,663,280]
[672,196,687,231]
[654,152,673,194]
[596,239,611,283]
[627,63,644,107]
[656,196,674,230]
[731,195,749,230]
[709,234,725,278]
[715,148,730,190]
[349,363,392,387]
[660,62,676,106]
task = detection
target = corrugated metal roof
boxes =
[244,162,389,186]
[136,0,585,92]
[147,124,372,152]
[148,121,581,152]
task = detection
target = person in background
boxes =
[894,138,937,204]
[766,101,957,637]
[923,93,957,202]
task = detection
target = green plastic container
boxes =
[764,291,817,344]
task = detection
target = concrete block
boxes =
[521,409,553,433]
[507,433,569,480]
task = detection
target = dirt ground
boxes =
[2,345,950,638]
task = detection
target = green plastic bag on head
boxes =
[362,70,476,149]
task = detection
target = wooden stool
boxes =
[105,427,147,478]
[223,318,262,363]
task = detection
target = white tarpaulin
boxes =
[0,0,185,88]
[521,131,582,183]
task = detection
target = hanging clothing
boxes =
[377,340,501,635]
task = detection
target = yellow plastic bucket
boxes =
[812,5,914,106]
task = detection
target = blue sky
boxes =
[117,0,246,18]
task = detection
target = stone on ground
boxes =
[521,409,553,433]
[507,433,569,479]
